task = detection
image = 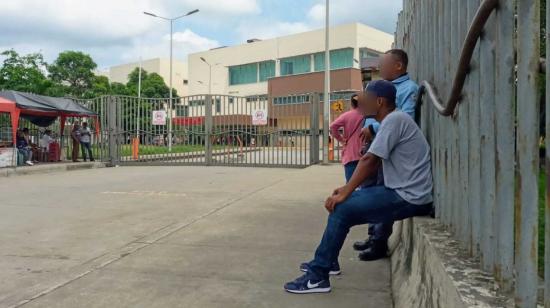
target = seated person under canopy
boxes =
[284,80,433,294]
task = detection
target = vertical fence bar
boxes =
[515,0,541,306]
[546,0,550,302]
[441,0,450,228]
[467,0,481,256]
[494,0,515,290]
[107,96,117,166]
[205,95,213,166]
[451,0,459,238]
[479,4,497,272]
[457,0,471,250]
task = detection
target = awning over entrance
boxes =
[0,91,98,146]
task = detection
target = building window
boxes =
[189,100,205,107]
[215,98,221,113]
[280,55,311,76]
[245,95,268,103]
[314,48,354,72]
[176,106,189,117]
[229,63,258,85]
[259,61,276,82]
[360,48,382,60]
[273,95,309,105]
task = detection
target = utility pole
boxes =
[323,0,330,164]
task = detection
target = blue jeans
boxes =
[309,185,432,279]
[18,147,32,163]
[80,142,94,161]
[344,161,359,183]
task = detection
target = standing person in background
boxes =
[40,129,53,152]
[71,123,81,163]
[329,94,365,183]
[79,122,94,162]
[353,49,420,262]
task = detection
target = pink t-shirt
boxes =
[330,109,365,165]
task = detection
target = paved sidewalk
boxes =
[0,165,391,308]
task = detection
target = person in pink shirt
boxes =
[330,94,365,182]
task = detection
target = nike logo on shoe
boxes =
[307,280,324,288]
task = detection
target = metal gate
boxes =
[80,94,322,168]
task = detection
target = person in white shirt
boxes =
[79,122,94,162]
[39,129,53,152]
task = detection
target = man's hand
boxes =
[325,186,352,213]
[360,127,373,143]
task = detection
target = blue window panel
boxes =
[259,60,276,82]
[229,63,258,85]
[314,48,354,71]
[280,55,311,76]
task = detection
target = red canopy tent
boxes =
[0,91,98,146]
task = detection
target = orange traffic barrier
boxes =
[328,140,334,161]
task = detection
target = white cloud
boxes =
[235,0,400,44]
[119,29,220,63]
[306,0,401,33]
[0,0,255,67]
[0,0,400,69]
[178,0,260,15]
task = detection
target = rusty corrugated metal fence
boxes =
[396,0,545,306]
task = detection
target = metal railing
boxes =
[71,94,326,168]
[396,0,544,306]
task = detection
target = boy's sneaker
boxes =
[299,261,341,275]
[284,272,331,294]
[25,161,34,166]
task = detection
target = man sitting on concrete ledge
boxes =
[284,80,433,294]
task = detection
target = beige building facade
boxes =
[106,58,189,96]
[187,22,393,98]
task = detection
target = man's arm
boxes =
[329,114,346,143]
[346,153,381,192]
[325,153,381,212]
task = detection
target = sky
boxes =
[0,0,402,70]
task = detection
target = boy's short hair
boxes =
[385,49,409,69]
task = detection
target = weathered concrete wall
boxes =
[389,217,513,308]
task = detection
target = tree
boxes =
[48,51,97,98]
[83,75,111,98]
[0,49,51,94]
[110,82,130,96]
[125,68,177,98]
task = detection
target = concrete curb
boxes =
[390,217,512,308]
[0,162,107,177]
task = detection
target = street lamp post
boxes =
[200,57,221,95]
[144,9,199,151]
[323,0,330,164]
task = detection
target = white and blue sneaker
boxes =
[284,272,331,294]
[299,261,341,275]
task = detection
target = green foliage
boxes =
[48,51,97,98]
[0,50,175,100]
[0,49,51,94]
[125,68,177,98]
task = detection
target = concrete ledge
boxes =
[389,217,512,308]
[0,162,106,177]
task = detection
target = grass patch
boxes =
[119,144,208,156]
